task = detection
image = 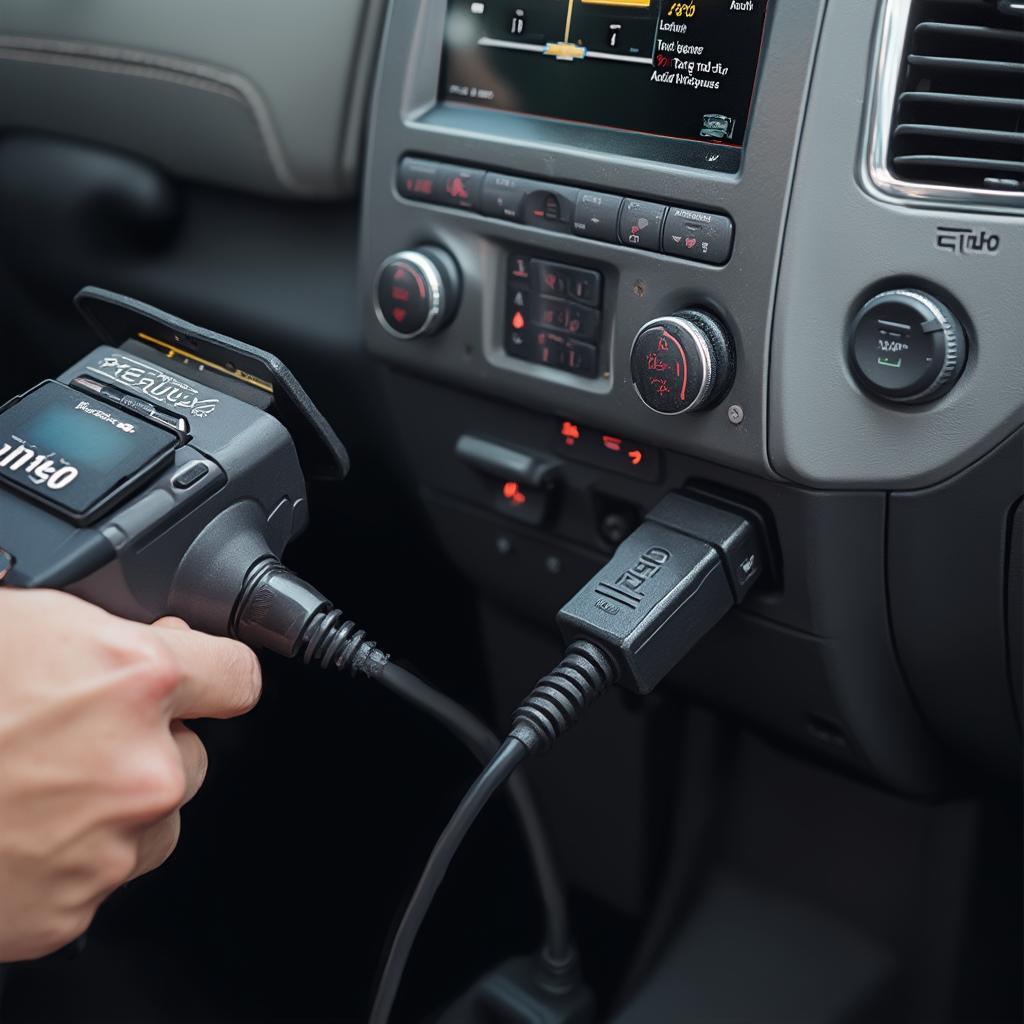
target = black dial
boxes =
[848,289,966,404]
[630,309,734,415]
[374,247,460,339]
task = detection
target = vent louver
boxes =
[867,0,1024,211]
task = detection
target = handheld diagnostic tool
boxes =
[0,286,348,636]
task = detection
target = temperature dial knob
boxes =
[374,246,460,339]
[630,309,735,414]
[848,289,966,403]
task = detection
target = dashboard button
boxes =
[397,157,441,202]
[482,173,531,222]
[573,191,623,243]
[532,259,571,297]
[568,268,602,306]
[532,297,599,339]
[618,199,667,251]
[662,207,734,265]
[436,164,485,210]
[564,339,598,377]
[522,184,578,233]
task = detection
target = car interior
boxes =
[0,0,1021,1021]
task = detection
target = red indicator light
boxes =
[602,435,622,453]
[561,421,580,446]
[627,449,643,466]
[446,175,469,200]
[391,286,410,302]
[511,310,525,330]
[502,481,526,506]
[392,307,407,324]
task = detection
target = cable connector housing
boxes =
[555,494,764,703]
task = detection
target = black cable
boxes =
[367,641,617,1023]
[369,736,529,1024]
[376,660,572,964]
[231,564,576,974]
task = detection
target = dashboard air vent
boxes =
[890,0,1024,193]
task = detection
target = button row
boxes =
[397,157,733,266]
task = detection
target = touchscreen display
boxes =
[0,381,176,518]
[439,0,769,147]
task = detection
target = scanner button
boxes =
[171,461,210,490]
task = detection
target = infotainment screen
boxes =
[439,0,769,148]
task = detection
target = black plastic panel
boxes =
[889,427,1024,777]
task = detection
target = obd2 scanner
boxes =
[0,286,348,640]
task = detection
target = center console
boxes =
[358,0,1023,794]
[360,0,819,477]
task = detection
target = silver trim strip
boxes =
[861,0,1024,216]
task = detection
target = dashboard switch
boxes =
[533,260,572,297]
[618,199,667,252]
[436,164,485,210]
[397,157,441,202]
[568,267,602,306]
[573,191,623,243]
[849,289,966,404]
[523,184,578,233]
[564,339,598,376]
[662,207,734,265]
[482,172,530,221]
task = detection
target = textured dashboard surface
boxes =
[0,0,384,198]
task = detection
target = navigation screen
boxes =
[439,0,769,147]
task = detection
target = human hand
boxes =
[0,589,261,961]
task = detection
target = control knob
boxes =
[630,309,735,414]
[848,288,966,403]
[374,246,460,339]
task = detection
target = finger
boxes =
[153,627,262,720]
[129,812,181,881]
[171,721,209,806]
[153,616,191,632]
